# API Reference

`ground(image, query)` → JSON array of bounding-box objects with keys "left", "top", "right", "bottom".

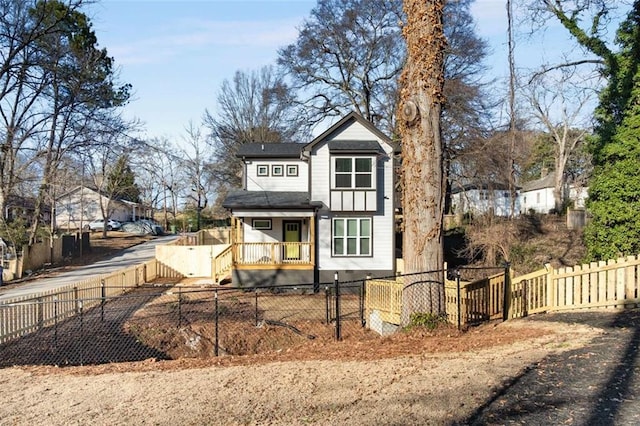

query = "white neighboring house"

[
  {"left": 54, "top": 186, "right": 142, "bottom": 230},
  {"left": 222, "top": 112, "right": 396, "bottom": 286},
  {"left": 520, "top": 171, "right": 589, "bottom": 214},
  {"left": 451, "top": 183, "right": 521, "bottom": 217}
]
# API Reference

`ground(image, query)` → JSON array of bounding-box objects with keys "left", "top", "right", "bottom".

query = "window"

[
  {"left": 272, "top": 165, "right": 283, "bottom": 176},
  {"left": 252, "top": 219, "right": 272, "bottom": 230},
  {"left": 334, "top": 157, "right": 373, "bottom": 189},
  {"left": 257, "top": 165, "right": 269, "bottom": 176},
  {"left": 286, "top": 165, "right": 298, "bottom": 176},
  {"left": 333, "top": 218, "right": 371, "bottom": 256}
]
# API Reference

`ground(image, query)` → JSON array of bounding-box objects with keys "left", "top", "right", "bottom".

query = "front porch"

[{"left": 213, "top": 214, "right": 316, "bottom": 285}]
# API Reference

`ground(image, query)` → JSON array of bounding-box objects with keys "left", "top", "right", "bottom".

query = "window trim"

[
  {"left": 252, "top": 219, "right": 272, "bottom": 230},
  {"left": 271, "top": 164, "right": 284, "bottom": 176},
  {"left": 332, "top": 156, "right": 374, "bottom": 190},
  {"left": 257, "top": 165, "right": 269, "bottom": 177},
  {"left": 286, "top": 164, "right": 298, "bottom": 176},
  {"left": 332, "top": 217, "right": 372, "bottom": 257}
]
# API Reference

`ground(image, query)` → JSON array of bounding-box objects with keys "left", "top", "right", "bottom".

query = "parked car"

[
  {"left": 121, "top": 220, "right": 163, "bottom": 236},
  {"left": 85, "top": 219, "right": 122, "bottom": 232}
]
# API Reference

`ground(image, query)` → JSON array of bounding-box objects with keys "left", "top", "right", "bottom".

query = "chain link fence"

[{"left": 0, "top": 280, "right": 366, "bottom": 367}]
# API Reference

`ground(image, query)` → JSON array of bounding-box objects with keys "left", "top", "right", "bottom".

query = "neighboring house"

[
  {"left": 54, "top": 186, "right": 143, "bottom": 230},
  {"left": 3, "top": 195, "right": 51, "bottom": 226},
  {"left": 520, "top": 171, "right": 588, "bottom": 214},
  {"left": 222, "top": 112, "right": 396, "bottom": 287},
  {"left": 451, "top": 183, "right": 520, "bottom": 217}
]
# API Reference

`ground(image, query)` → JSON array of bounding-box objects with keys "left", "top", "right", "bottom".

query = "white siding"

[
  {"left": 327, "top": 121, "right": 376, "bottom": 140},
  {"left": 313, "top": 134, "right": 395, "bottom": 273},
  {"left": 521, "top": 188, "right": 555, "bottom": 214},
  {"left": 245, "top": 159, "right": 308, "bottom": 192},
  {"left": 242, "top": 217, "right": 310, "bottom": 243}
]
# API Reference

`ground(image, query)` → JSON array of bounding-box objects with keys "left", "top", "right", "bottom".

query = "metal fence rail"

[{"left": 0, "top": 281, "right": 366, "bottom": 368}]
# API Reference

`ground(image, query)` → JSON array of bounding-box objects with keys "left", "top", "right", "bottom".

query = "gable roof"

[
  {"left": 521, "top": 172, "right": 556, "bottom": 192},
  {"left": 304, "top": 111, "right": 392, "bottom": 153},
  {"left": 236, "top": 142, "right": 304, "bottom": 159},
  {"left": 451, "top": 182, "right": 516, "bottom": 194}
]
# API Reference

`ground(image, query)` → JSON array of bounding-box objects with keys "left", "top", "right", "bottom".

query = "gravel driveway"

[{"left": 464, "top": 309, "right": 640, "bottom": 425}]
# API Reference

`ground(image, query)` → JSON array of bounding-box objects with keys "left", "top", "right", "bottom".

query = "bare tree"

[
  {"left": 132, "top": 137, "right": 184, "bottom": 230},
  {"left": 203, "top": 66, "right": 309, "bottom": 208},
  {"left": 182, "top": 123, "right": 214, "bottom": 231},
  {"left": 399, "top": 0, "right": 447, "bottom": 322},
  {"left": 526, "top": 70, "right": 594, "bottom": 211},
  {"left": 278, "top": 0, "right": 404, "bottom": 132}
]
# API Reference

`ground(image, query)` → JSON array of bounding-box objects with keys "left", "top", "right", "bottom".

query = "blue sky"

[{"left": 86, "top": 0, "right": 583, "bottom": 143}]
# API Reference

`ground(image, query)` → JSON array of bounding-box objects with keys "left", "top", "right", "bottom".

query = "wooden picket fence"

[
  {"left": 366, "top": 254, "right": 640, "bottom": 327},
  {"left": 0, "top": 259, "right": 160, "bottom": 344}
]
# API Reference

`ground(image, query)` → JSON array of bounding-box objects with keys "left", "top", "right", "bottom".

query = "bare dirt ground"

[
  {"left": 0, "top": 316, "right": 603, "bottom": 425},
  {"left": 1, "top": 230, "right": 620, "bottom": 425}
]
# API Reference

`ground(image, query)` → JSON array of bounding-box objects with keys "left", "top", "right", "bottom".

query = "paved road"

[
  {"left": 0, "top": 234, "right": 178, "bottom": 302},
  {"left": 463, "top": 309, "right": 640, "bottom": 425}
]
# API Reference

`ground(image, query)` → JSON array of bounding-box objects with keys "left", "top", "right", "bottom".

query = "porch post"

[{"left": 309, "top": 214, "right": 315, "bottom": 266}]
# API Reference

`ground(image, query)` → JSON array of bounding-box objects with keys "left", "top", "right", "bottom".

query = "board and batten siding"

[
  {"left": 245, "top": 159, "right": 308, "bottom": 192},
  {"left": 310, "top": 121, "right": 395, "bottom": 274}
]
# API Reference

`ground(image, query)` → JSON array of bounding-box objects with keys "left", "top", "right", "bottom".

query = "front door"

[{"left": 283, "top": 221, "right": 301, "bottom": 260}]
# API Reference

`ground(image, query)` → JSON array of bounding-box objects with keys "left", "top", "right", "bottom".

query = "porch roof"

[{"left": 223, "top": 190, "right": 319, "bottom": 210}]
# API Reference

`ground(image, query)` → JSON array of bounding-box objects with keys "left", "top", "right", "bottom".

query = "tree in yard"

[
  {"left": 525, "top": 70, "right": 593, "bottom": 212},
  {"left": 182, "top": 123, "right": 213, "bottom": 231},
  {"left": 538, "top": 1, "right": 640, "bottom": 259},
  {"left": 203, "top": 66, "right": 309, "bottom": 210},
  {"left": 26, "top": 0, "right": 131, "bottom": 244},
  {"left": 106, "top": 155, "right": 141, "bottom": 204},
  {"left": 399, "top": 0, "right": 447, "bottom": 322},
  {"left": 277, "top": 0, "right": 404, "bottom": 133}
]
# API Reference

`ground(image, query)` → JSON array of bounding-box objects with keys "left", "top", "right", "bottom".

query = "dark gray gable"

[
  {"left": 303, "top": 111, "right": 392, "bottom": 154},
  {"left": 236, "top": 142, "right": 304, "bottom": 159},
  {"left": 222, "top": 190, "right": 316, "bottom": 209}
]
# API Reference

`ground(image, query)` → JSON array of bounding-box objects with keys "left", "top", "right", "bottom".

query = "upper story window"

[{"left": 334, "top": 157, "right": 373, "bottom": 189}]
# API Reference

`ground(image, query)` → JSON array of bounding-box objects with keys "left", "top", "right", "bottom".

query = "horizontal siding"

[{"left": 245, "top": 160, "right": 308, "bottom": 192}]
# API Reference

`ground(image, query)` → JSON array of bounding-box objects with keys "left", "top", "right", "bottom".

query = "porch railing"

[{"left": 234, "top": 242, "right": 313, "bottom": 266}]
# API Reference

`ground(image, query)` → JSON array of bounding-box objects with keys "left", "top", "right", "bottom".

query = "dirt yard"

[{"left": 0, "top": 316, "right": 602, "bottom": 425}]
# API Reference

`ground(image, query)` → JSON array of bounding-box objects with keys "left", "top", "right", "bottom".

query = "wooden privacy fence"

[
  {"left": 0, "top": 259, "right": 159, "bottom": 344},
  {"left": 366, "top": 255, "right": 640, "bottom": 328}
]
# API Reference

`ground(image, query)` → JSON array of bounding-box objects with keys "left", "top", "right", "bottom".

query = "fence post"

[
  {"left": 361, "top": 275, "right": 370, "bottom": 327},
  {"left": 456, "top": 269, "right": 461, "bottom": 330},
  {"left": 214, "top": 290, "right": 219, "bottom": 357},
  {"left": 334, "top": 272, "right": 341, "bottom": 341},
  {"left": 53, "top": 296, "right": 58, "bottom": 349},
  {"left": 325, "top": 286, "right": 330, "bottom": 324},
  {"left": 178, "top": 287, "right": 182, "bottom": 328},
  {"left": 101, "top": 279, "right": 106, "bottom": 322},
  {"left": 502, "top": 263, "right": 512, "bottom": 321},
  {"left": 78, "top": 299, "right": 84, "bottom": 366},
  {"left": 255, "top": 290, "right": 259, "bottom": 327}
]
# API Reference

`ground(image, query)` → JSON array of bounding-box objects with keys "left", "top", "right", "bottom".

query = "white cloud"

[{"left": 109, "top": 17, "right": 303, "bottom": 66}]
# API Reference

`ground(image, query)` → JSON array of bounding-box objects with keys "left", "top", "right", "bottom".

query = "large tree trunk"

[{"left": 399, "top": 0, "right": 447, "bottom": 324}]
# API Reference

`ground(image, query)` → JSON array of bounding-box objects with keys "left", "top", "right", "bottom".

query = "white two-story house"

[{"left": 222, "top": 112, "right": 396, "bottom": 287}]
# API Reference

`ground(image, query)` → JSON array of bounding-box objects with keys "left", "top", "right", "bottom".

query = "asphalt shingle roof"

[
  {"left": 236, "top": 143, "right": 304, "bottom": 158},
  {"left": 327, "top": 140, "right": 382, "bottom": 153},
  {"left": 222, "top": 191, "right": 316, "bottom": 210}
]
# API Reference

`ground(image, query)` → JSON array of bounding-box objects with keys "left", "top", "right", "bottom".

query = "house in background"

[
  {"left": 520, "top": 171, "right": 588, "bottom": 214},
  {"left": 54, "top": 186, "right": 145, "bottom": 231},
  {"left": 3, "top": 195, "right": 51, "bottom": 226},
  {"left": 450, "top": 183, "right": 520, "bottom": 218},
  {"left": 221, "top": 112, "right": 396, "bottom": 287}
]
